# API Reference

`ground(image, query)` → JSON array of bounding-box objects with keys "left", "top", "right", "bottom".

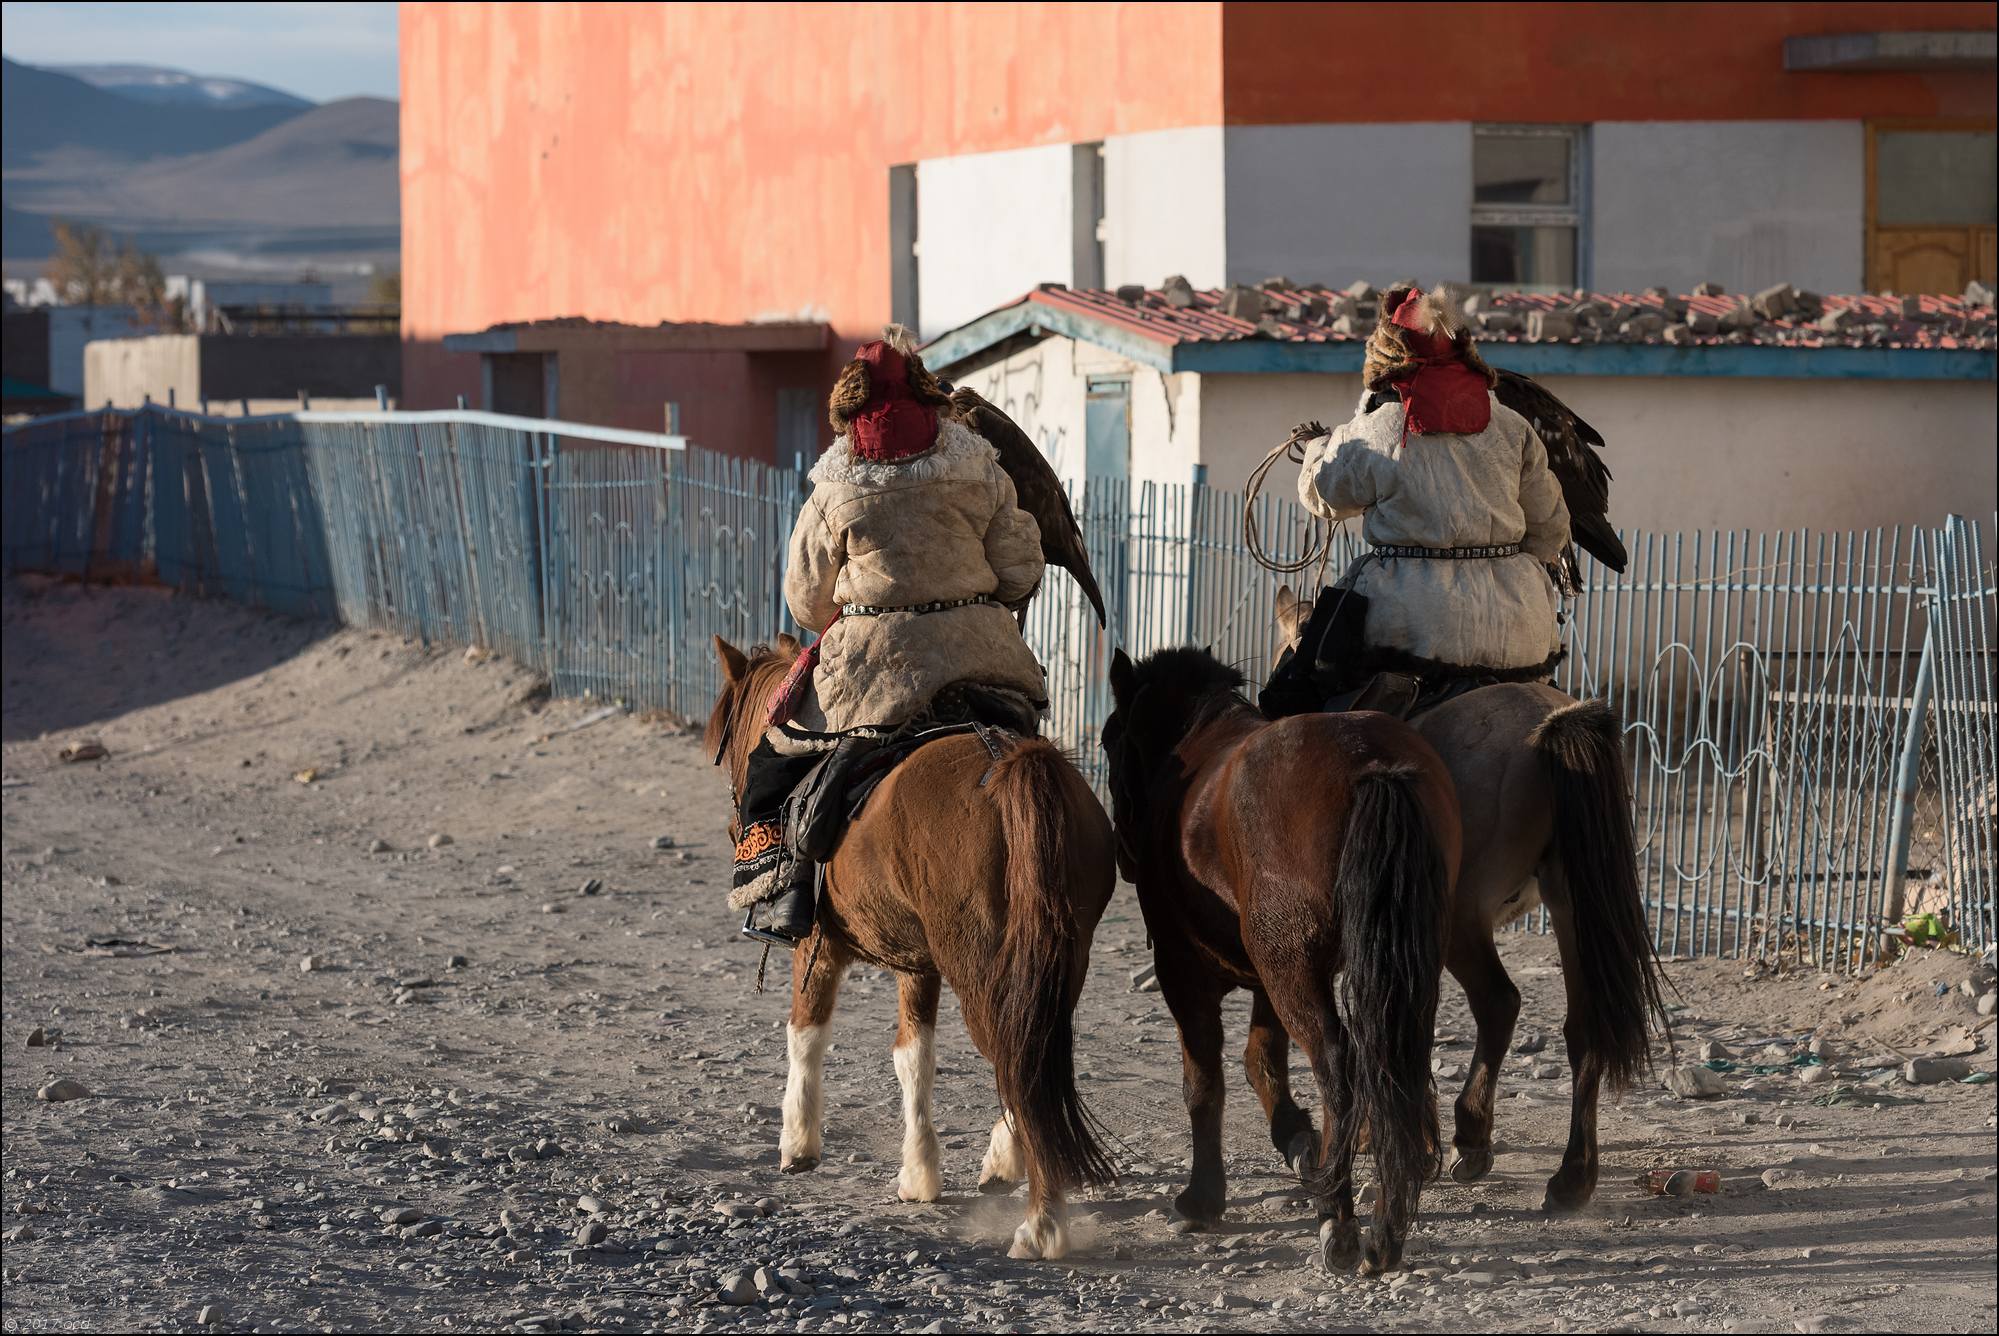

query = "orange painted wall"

[
  {"left": 401, "top": 1, "right": 1224, "bottom": 415},
  {"left": 1222, "top": 3, "right": 1996, "bottom": 124},
  {"left": 403, "top": 1, "right": 1996, "bottom": 419}
]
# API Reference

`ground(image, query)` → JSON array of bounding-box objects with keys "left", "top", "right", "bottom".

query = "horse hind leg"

[
  {"left": 1289, "top": 1003, "right": 1362, "bottom": 1272},
  {"left": 979, "top": 1111, "right": 1024, "bottom": 1194},
  {"left": 893, "top": 971, "right": 944, "bottom": 1203},
  {"left": 781, "top": 932, "right": 850, "bottom": 1173},
  {"left": 1445, "top": 928, "right": 1521, "bottom": 1185},
  {"left": 1245, "top": 987, "right": 1318, "bottom": 1175},
  {"left": 1544, "top": 890, "right": 1607, "bottom": 1215},
  {"left": 1009, "top": 1178, "right": 1069, "bottom": 1260}
]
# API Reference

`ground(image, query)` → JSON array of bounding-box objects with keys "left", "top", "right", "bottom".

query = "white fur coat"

[
  {"left": 777, "top": 417, "right": 1046, "bottom": 737},
  {"left": 1297, "top": 392, "right": 1571, "bottom": 675}
]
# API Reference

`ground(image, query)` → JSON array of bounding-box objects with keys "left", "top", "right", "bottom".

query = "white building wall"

[
  {"left": 1222, "top": 124, "right": 1472, "bottom": 287},
  {"left": 916, "top": 143, "right": 1075, "bottom": 340},
  {"left": 955, "top": 337, "right": 1093, "bottom": 483},
  {"left": 50, "top": 306, "right": 154, "bottom": 397},
  {"left": 1590, "top": 122, "right": 1866, "bottom": 296},
  {"left": 1102, "top": 127, "right": 1227, "bottom": 290},
  {"left": 1194, "top": 370, "right": 1994, "bottom": 535}
]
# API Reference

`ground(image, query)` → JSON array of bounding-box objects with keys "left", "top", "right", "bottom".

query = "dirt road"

[{"left": 3, "top": 578, "right": 1995, "bottom": 1334}]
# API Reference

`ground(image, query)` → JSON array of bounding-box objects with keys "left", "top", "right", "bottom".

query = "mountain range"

[
  {"left": 1, "top": 59, "right": 397, "bottom": 276},
  {"left": 47, "top": 63, "right": 312, "bottom": 111}
]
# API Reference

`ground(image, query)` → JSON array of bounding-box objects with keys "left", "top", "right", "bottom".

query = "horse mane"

[
  {"left": 703, "top": 644, "right": 791, "bottom": 792},
  {"left": 1134, "top": 647, "right": 1257, "bottom": 732}
]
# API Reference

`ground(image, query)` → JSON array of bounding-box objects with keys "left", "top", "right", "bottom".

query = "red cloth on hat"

[
  {"left": 846, "top": 341, "right": 938, "bottom": 462},
  {"left": 1385, "top": 290, "right": 1491, "bottom": 440}
]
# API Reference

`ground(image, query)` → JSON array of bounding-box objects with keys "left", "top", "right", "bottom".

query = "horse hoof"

[
  {"left": 1450, "top": 1148, "right": 1494, "bottom": 1184},
  {"left": 1358, "top": 1235, "right": 1400, "bottom": 1277},
  {"left": 977, "top": 1174, "right": 1018, "bottom": 1196},
  {"left": 1284, "top": 1131, "right": 1318, "bottom": 1175},
  {"left": 1318, "top": 1218, "right": 1361, "bottom": 1272},
  {"left": 1171, "top": 1188, "right": 1222, "bottom": 1231},
  {"left": 896, "top": 1166, "right": 941, "bottom": 1203},
  {"left": 1008, "top": 1217, "right": 1066, "bottom": 1261},
  {"left": 780, "top": 1156, "right": 819, "bottom": 1175},
  {"left": 1539, "top": 1177, "right": 1596, "bottom": 1216}
]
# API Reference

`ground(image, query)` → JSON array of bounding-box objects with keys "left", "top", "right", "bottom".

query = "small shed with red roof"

[{"left": 923, "top": 280, "right": 1996, "bottom": 534}]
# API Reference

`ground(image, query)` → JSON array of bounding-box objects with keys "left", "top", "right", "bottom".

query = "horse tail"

[
  {"left": 1531, "top": 698, "right": 1670, "bottom": 1090},
  {"left": 1329, "top": 765, "right": 1447, "bottom": 1225},
  {"left": 978, "top": 738, "right": 1116, "bottom": 1191}
]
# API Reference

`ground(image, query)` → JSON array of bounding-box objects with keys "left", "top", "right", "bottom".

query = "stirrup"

[{"left": 740, "top": 907, "right": 808, "bottom": 951}]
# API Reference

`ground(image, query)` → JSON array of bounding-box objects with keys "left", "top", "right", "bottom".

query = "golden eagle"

[
  {"left": 1491, "top": 367, "right": 1627, "bottom": 583},
  {"left": 944, "top": 386, "right": 1109, "bottom": 628}
]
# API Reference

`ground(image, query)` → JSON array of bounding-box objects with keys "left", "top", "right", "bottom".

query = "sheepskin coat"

[
  {"left": 1298, "top": 390, "right": 1571, "bottom": 677},
  {"left": 776, "top": 416, "right": 1047, "bottom": 740}
]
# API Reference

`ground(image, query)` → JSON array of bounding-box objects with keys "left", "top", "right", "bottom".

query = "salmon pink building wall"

[
  {"left": 401, "top": 2, "right": 1997, "bottom": 416},
  {"left": 399, "top": 1, "right": 1225, "bottom": 414}
]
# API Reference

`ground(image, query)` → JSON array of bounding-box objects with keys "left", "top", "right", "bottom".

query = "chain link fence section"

[{"left": 4, "top": 405, "right": 1991, "bottom": 965}]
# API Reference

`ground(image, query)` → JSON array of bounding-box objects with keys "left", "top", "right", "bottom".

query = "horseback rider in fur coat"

[
  {"left": 733, "top": 329, "right": 1048, "bottom": 945},
  {"left": 1295, "top": 285, "right": 1572, "bottom": 702}
]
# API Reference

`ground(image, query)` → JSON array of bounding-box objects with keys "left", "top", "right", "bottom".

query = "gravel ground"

[{"left": 3, "top": 577, "right": 1995, "bottom": 1334}]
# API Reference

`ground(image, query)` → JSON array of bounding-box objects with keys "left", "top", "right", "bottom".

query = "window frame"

[
  {"left": 1470, "top": 123, "right": 1590, "bottom": 290},
  {"left": 1863, "top": 117, "right": 1998, "bottom": 293}
]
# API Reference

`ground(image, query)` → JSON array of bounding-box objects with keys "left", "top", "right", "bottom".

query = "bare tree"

[
  {"left": 44, "top": 219, "right": 116, "bottom": 305},
  {"left": 42, "top": 219, "right": 181, "bottom": 327}
]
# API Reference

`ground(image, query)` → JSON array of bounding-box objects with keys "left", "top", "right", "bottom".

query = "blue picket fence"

[{"left": 4, "top": 405, "right": 1992, "bottom": 967}]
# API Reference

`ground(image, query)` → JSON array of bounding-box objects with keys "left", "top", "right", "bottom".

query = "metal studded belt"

[
  {"left": 840, "top": 593, "right": 994, "bottom": 617},
  {"left": 1371, "top": 542, "right": 1522, "bottom": 560}
]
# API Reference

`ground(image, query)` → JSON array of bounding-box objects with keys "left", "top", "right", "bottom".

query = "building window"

[
  {"left": 1471, "top": 125, "right": 1586, "bottom": 289},
  {"left": 889, "top": 164, "right": 919, "bottom": 330},
  {"left": 1866, "top": 121, "right": 1997, "bottom": 293},
  {"left": 1072, "top": 142, "right": 1105, "bottom": 291}
]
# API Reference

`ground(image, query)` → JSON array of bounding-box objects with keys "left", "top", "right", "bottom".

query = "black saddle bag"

[{"left": 1260, "top": 586, "right": 1371, "bottom": 719}]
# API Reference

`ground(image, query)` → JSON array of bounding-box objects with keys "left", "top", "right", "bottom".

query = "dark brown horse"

[
  {"left": 707, "top": 635, "right": 1118, "bottom": 1259},
  {"left": 1103, "top": 646, "right": 1462, "bottom": 1275},
  {"left": 1275, "top": 588, "right": 1671, "bottom": 1213}
]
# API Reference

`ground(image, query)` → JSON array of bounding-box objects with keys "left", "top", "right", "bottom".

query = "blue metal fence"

[{"left": 4, "top": 405, "right": 1992, "bottom": 966}]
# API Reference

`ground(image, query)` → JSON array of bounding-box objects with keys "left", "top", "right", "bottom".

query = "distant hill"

[
  {"left": 116, "top": 97, "right": 399, "bottom": 227},
  {"left": 48, "top": 63, "right": 311, "bottom": 111},
  {"left": 0, "top": 59, "right": 396, "bottom": 271},
  {"left": 0, "top": 58, "right": 302, "bottom": 169}
]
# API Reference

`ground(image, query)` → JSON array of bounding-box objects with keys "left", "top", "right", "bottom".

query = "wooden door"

[{"left": 1866, "top": 122, "right": 1998, "bottom": 293}]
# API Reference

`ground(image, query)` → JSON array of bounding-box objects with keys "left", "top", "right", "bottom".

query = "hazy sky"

[{"left": 1, "top": 1, "right": 399, "bottom": 102}]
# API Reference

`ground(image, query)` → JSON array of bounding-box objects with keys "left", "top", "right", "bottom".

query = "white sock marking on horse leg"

[
  {"left": 1009, "top": 1192, "right": 1070, "bottom": 1260},
  {"left": 980, "top": 1111, "right": 1025, "bottom": 1188},
  {"left": 893, "top": 1024, "right": 941, "bottom": 1202},
  {"left": 780, "top": 1023, "right": 826, "bottom": 1170}
]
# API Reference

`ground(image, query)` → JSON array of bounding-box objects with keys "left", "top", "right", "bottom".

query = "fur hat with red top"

[
  {"left": 826, "top": 324, "right": 954, "bottom": 463},
  {"left": 1363, "top": 284, "right": 1498, "bottom": 441}
]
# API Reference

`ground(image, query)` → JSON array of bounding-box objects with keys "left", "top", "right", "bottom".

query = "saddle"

[
  {"left": 782, "top": 684, "right": 1038, "bottom": 863},
  {"left": 1260, "top": 586, "right": 1508, "bottom": 722}
]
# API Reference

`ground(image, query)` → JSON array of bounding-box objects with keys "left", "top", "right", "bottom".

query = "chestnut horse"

[
  {"left": 1275, "top": 587, "right": 1670, "bottom": 1213},
  {"left": 706, "top": 635, "right": 1118, "bottom": 1259},
  {"left": 1103, "top": 646, "right": 1462, "bottom": 1275}
]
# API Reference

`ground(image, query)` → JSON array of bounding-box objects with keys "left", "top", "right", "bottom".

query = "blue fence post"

[{"left": 1882, "top": 624, "right": 1936, "bottom": 930}]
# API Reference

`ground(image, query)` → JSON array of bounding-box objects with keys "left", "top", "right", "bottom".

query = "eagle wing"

[
  {"left": 946, "top": 386, "right": 1108, "bottom": 627},
  {"left": 1492, "top": 367, "right": 1628, "bottom": 580}
]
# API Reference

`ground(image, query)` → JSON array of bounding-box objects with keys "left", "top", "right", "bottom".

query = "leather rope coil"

[{"left": 1244, "top": 420, "right": 1338, "bottom": 580}]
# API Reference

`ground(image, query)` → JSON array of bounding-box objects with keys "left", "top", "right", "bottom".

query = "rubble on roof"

[{"left": 1050, "top": 279, "right": 1996, "bottom": 351}]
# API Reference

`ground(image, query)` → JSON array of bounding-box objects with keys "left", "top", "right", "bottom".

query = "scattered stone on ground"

[{"left": 1, "top": 578, "right": 1992, "bottom": 1333}]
